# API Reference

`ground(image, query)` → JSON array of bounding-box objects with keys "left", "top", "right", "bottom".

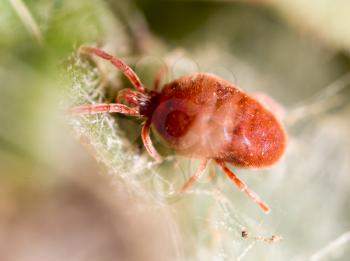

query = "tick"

[{"left": 69, "top": 46, "right": 287, "bottom": 214}]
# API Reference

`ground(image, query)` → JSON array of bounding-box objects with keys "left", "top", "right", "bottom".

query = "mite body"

[
  {"left": 70, "top": 47, "right": 287, "bottom": 213},
  {"left": 153, "top": 73, "right": 286, "bottom": 168}
]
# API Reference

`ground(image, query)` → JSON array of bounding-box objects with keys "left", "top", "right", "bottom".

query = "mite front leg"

[
  {"left": 79, "top": 46, "right": 145, "bottom": 93},
  {"left": 179, "top": 159, "right": 209, "bottom": 193},
  {"left": 141, "top": 119, "right": 162, "bottom": 162},
  {"left": 215, "top": 160, "right": 270, "bottom": 214},
  {"left": 68, "top": 103, "right": 140, "bottom": 116}
]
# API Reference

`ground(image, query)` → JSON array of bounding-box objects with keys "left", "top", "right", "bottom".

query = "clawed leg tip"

[
  {"left": 153, "top": 155, "right": 163, "bottom": 164},
  {"left": 65, "top": 108, "right": 80, "bottom": 116},
  {"left": 262, "top": 206, "right": 271, "bottom": 214}
]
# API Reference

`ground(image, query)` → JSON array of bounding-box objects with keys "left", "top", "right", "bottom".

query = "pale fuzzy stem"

[
  {"left": 79, "top": 46, "right": 145, "bottom": 93},
  {"left": 180, "top": 159, "right": 210, "bottom": 192},
  {"left": 141, "top": 119, "right": 162, "bottom": 162},
  {"left": 9, "top": 0, "right": 43, "bottom": 45},
  {"left": 68, "top": 103, "right": 140, "bottom": 116},
  {"left": 310, "top": 231, "right": 350, "bottom": 261},
  {"left": 215, "top": 160, "right": 270, "bottom": 214}
]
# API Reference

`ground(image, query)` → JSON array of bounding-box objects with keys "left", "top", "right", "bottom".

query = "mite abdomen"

[{"left": 152, "top": 73, "right": 286, "bottom": 168}]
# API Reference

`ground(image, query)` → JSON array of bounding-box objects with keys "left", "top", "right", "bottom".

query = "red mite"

[{"left": 70, "top": 46, "right": 287, "bottom": 214}]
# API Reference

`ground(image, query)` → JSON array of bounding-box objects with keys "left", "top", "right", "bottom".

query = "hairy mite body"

[
  {"left": 152, "top": 73, "right": 286, "bottom": 168},
  {"left": 70, "top": 47, "right": 288, "bottom": 213}
]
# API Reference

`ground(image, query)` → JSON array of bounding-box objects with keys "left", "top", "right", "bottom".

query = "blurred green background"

[{"left": 0, "top": 0, "right": 350, "bottom": 260}]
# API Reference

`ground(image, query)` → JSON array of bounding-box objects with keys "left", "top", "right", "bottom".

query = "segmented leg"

[
  {"left": 116, "top": 89, "right": 140, "bottom": 107},
  {"left": 206, "top": 163, "right": 217, "bottom": 182},
  {"left": 215, "top": 160, "right": 270, "bottom": 214},
  {"left": 141, "top": 119, "right": 162, "bottom": 162},
  {"left": 79, "top": 46, "right": 145, "bottom": 93},
  {"left": 153, "top": 64, "right": 168, "bottom": 92},
  {"left": 68, "top": 103, "right": 139, "bottom": 116},
  {"left": 179, "top": 159, "right": 209, "bottom": 192}
]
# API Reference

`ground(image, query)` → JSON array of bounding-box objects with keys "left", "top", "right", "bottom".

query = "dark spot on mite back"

[{"left": 165, "top": 110, "right": 193, "bottom": 137}]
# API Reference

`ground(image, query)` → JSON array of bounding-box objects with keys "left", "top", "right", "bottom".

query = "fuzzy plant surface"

[{"left": 1, "top": 1, "right": 350, "bottom": 261}]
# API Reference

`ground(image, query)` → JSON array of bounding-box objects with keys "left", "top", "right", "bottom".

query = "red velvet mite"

[{"left": 69, "top": 46, "right": 287, "bottom": 214}]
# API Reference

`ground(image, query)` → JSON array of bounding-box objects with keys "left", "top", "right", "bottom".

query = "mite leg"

[
  {"left": 79, "top": 46, "right": 145, "bottom": 93},
  {"left": 215, "top": 160, "right": 270, "bottom": 214},
  {"left": 207, "top": 163, "right": 217, "bottom": 182},
  {"left": 153, "top": 63, "right": 168, "bottom": 92},
  {"left": 68, "top": 103, "right": 139, "bottom": 116},
  {"left": 141, "top": 119, "right": 162, "bottom": 162},
  {"left": 116, "top": 89, "right": 140, "bottom": 107},
  {"left": 179, "top": 159, "right": 210, "bottom": 193}
]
